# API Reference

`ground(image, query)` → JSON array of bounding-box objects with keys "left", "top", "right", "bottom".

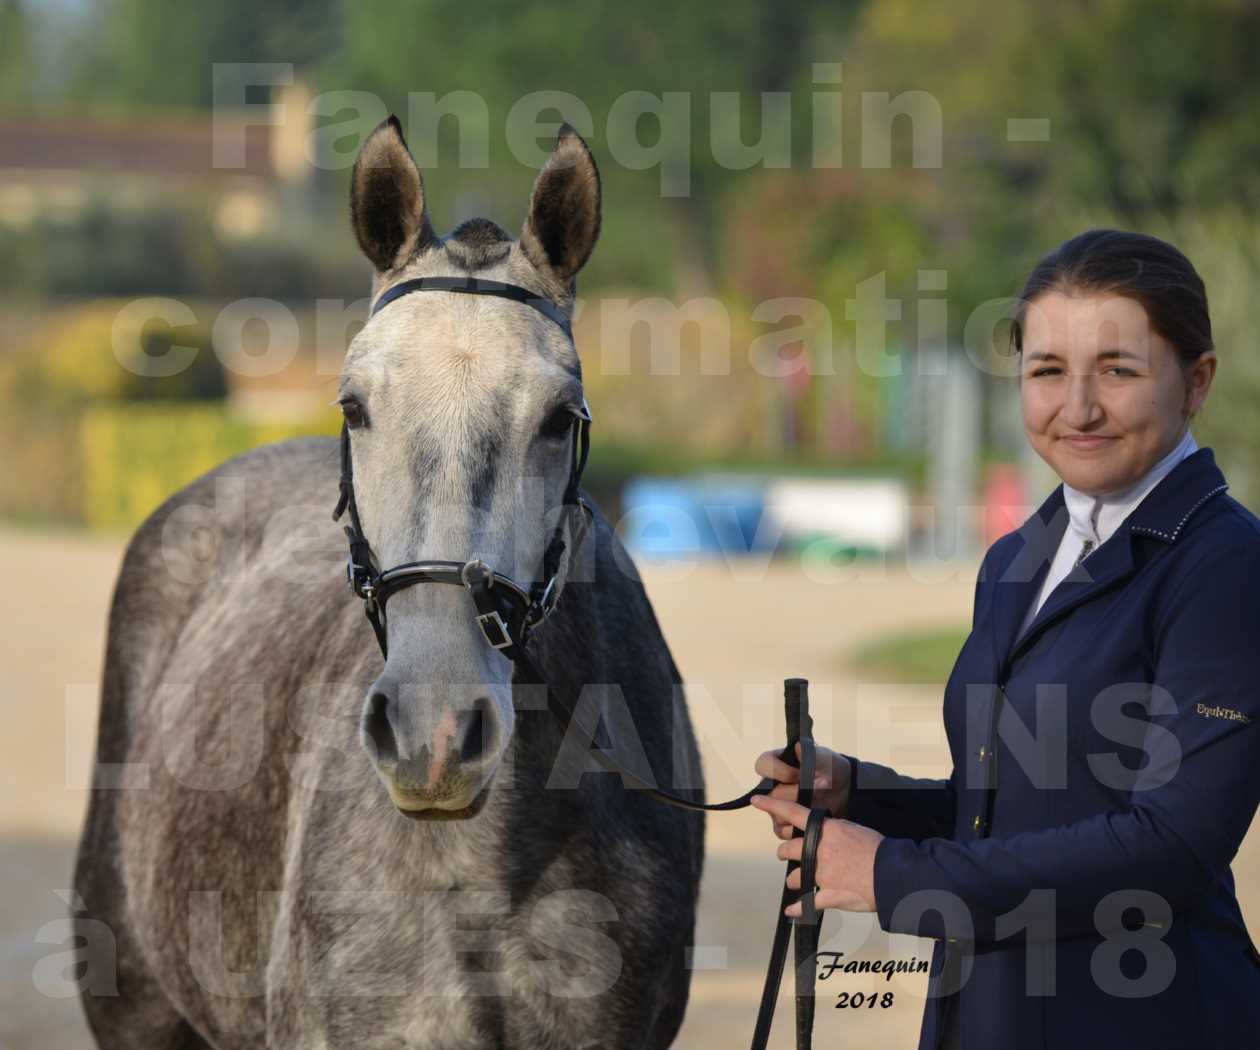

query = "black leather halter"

[
  {"left": 332, "top": 275, "right": 830, "bottom": 1050},
  {"left": 332, "top": 277, "right": 592, "bottom": 662}
]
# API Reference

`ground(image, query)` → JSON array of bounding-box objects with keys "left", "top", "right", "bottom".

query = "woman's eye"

[
  {"left": 340, "top": 398, "right": 367, "bottom": 429},
  {"left": 1027, "top": 366, "right": 1138, "bottom": 379},
  {"left": 540, "top": 407, "right": 576, "bottom": 440}
]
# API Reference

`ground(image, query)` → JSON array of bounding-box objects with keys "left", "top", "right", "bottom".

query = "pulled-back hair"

[{"left": 1009, "top": 229, "right": 1213, "bottom": 367}]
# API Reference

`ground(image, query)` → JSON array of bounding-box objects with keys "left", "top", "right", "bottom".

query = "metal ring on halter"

[
  {"left": 533, "top": 577, "right": 558, "bottom": 621},
  {"left": 460, "top": 559, "right": 493, "bottom": 589}
]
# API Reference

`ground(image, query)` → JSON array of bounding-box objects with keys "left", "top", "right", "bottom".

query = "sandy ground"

[{"left": 2, "top": 526, "right": 1257, "bottom": 1049}]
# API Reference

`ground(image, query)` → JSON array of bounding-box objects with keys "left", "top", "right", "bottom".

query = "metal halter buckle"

[
  {"left": 535, "top": 577, "right": 559, "bottom": 620},
  {"left": 475, "top": 611, "right": 513, "bottom": 650},
  {"left": 347, "top": 558, "right": 371, "bottom": 593}
]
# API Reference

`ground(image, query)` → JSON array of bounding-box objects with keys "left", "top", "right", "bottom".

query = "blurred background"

[{"left": 2, "top": 1, "right": 1259, "bottom": 1047}]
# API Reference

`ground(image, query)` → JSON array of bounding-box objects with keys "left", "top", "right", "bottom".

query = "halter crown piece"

[
  {"left": 331, "top": 277, "right": 592, "bottom": 663},
  {"left": 330, "top": 276, "right": 831, "bottom": 1050}
]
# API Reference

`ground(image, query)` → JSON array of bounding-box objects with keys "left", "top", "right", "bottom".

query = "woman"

[{"left": 752, "top": 229, "right": 1260, "bottom": 1050}]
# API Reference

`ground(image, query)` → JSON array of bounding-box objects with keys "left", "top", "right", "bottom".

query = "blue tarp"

[{"left": 619, "top": 476, "right": 771, "bottom": 558}]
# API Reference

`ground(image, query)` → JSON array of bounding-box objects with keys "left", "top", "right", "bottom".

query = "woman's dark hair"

[{"left": 1009, "top": 229, "right": 1214, "bottom": 367}]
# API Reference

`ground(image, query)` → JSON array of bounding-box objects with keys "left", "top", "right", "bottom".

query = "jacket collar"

[
  {"left": 991, "top": 446, "right": 1228, "bottom": 676},
  {"left": 1061, "top": 428, "right": 1198, "bottom": 547},
  {"left": 1125, "top": 445, "right": 1228, "bottom": 544}
]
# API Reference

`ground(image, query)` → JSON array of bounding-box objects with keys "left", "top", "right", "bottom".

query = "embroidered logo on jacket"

[{"left": 1195, "top": 703, "right": 1251, "bottom": 724}]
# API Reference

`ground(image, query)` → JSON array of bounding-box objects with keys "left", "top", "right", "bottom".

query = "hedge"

[{"left": 80, "top": 403, "right": 337, "bottom": 533}]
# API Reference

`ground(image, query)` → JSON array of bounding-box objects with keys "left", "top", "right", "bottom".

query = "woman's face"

[{"left": 1019, "top": 290, "right": 1217, "bottom": 497}]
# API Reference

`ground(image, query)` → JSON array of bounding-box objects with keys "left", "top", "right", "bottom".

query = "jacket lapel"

[
  {"left": 990, "top": 446, "right": 1228, "bottom": 676},
  {"left": 990, "top": 488, "right": 1068, "bottom": 674},
  {"left": 1007, "top": 520, "right": 1136, "bottom": 664}
]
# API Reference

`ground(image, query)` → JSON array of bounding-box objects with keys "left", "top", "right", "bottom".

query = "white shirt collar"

[{"left": 1062, "top": 429, "right": 1199, "bottom": 546}]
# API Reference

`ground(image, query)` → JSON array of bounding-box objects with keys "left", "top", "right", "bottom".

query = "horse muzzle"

[{"left": 360, "top": 685, "right": 508, "bottom": 819}]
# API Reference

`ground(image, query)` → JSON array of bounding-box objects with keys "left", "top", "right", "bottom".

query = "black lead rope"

[
  {"left": 334, "top": 275, "right": 830, "bottom": 1050},
  {"left": 748, "top": 680, "right": 827, "bottom": 1050}
]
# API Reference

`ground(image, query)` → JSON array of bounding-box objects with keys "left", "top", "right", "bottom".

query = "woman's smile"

[{"left": 1060, "top": 434, "right": 1118, "bottom": 451}]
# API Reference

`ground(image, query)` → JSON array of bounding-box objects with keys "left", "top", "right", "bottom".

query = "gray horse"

[{"left": 73, "top": 118, "right": 706, "bottom": 1048}]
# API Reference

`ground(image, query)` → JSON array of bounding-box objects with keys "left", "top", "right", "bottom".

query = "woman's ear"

[
  {"left": 350, "top": 116, "right": 435, "bottom": 272},
  {"left": 1183, "top": 350, "right": 1218, "bottom": 420}
]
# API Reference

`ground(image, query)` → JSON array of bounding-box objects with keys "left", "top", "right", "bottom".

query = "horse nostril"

[
  {"left": 458, "top": 696, "right": 499, "bottom": 765},
  {"left": 364, "top": 691, "right": 398, "bottom": 766}
]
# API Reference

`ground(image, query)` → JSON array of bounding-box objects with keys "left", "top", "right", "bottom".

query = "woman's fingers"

[
  {"left": 765, "top": 809, "right": 881, "bottom": 916},
  {"left": 754, "top": 748, "right": 801, "bottom": 784},
  {"left": 785, "top": 888, "right": 857, "bottom": 917},
  {"left": 756, "top": 743, "right": 832, "bottom": 784},
  {"left": 757, "top": 746, "right": 839, "bottom": 841},
  {"left": 757, "top": 754, "right": 831, "bottom": 794},
  {"left": 766, "top": 794, "right": 800, "bottom": 839},
  {"left": 763, "top": 781, "right": 823, "bottom": 840},
  {"left": 785, "top": 867, "right": 832, "bottom": 891},
  {"left": 769, "top": 781, "right": 809, "bottom": 801},
  {"left": 749, "top": 793, "right": 810, "bottom": 830}
]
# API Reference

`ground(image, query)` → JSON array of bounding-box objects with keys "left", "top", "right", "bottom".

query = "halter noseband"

[{"left": 332, "top": 277, "right": 593, "bottom": 661}]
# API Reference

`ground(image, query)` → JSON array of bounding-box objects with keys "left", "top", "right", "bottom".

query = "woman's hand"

[
  {"left": 750, "top": 793, "right": 883, "bottom": 915},
  {"left": 753, "top": 741, "right": 852, "bottom": 839}
]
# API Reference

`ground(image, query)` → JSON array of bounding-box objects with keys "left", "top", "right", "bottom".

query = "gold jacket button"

[
  {"left": 978, "top": 747, "right": 987, "bottom": 761},
  {"left": 973, "top": 815, "right": 982, "bottom": 832}
]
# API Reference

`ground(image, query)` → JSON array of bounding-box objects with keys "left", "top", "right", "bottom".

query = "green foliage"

[
  {"left": 0, "top": 197, "right": 368, "bottom": 301},
  {"left": 44, "top": 0, "right": 869, "bottom": 291},
  {"left": 80, "top": 403, "right": 337, "bottom": 532},
  {"left": 846, "top": 623, "right": 970, "bottom": 684},
  {"left": 0, "top": 301, "right": 332, "bottom": 530},
  {"left": 0, "top": 0, "right": 35, "bottom": 110},
  {"left": 0, "top": 299, "right": 226, "bottom": 405},
  {"left": 7, "top": 0, "right": 1260, "bottom": 497},
  {"left": 65, "top": 0, "right": 340, "bottom": 110},
  {"left": 1167, "top": 214, "right": 1260, "bottom": 506}
]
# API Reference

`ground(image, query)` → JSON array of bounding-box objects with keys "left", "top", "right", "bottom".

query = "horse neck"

[{"left": 510, "top": 510, "right": 648, "bottom": 751}]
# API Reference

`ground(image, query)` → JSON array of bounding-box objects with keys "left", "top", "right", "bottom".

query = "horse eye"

[
  {"left": 540, "top": 406, "right": 576, "bottom": 440},
  {"left": 340, "top": 397, "right": 367, "bottom": 429}
]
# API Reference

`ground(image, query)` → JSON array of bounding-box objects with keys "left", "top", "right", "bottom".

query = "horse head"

[{"left": 339, "top": 116, "right": 601, "bottom": 819}]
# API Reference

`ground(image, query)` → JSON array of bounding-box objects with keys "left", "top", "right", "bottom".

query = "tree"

[{"left": 0, "top": 0, "right": 35, "bottom": 110}]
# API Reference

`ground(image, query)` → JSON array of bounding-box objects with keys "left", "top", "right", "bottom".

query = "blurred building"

[{"left": 0, "top": 80, "right": 313, "bottom": 240}]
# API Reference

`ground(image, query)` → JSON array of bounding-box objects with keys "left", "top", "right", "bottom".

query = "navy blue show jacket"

[{"left": 842, "top": 446, "right": 1260, "bottom": 1050}]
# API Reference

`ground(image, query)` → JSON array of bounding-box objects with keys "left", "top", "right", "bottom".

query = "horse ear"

[
  {"left": 519, "top": 123, "right": 601, "bottom": 285},
  {"left": 350, "top": 115, "right": 434, "bottom": 272}
]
